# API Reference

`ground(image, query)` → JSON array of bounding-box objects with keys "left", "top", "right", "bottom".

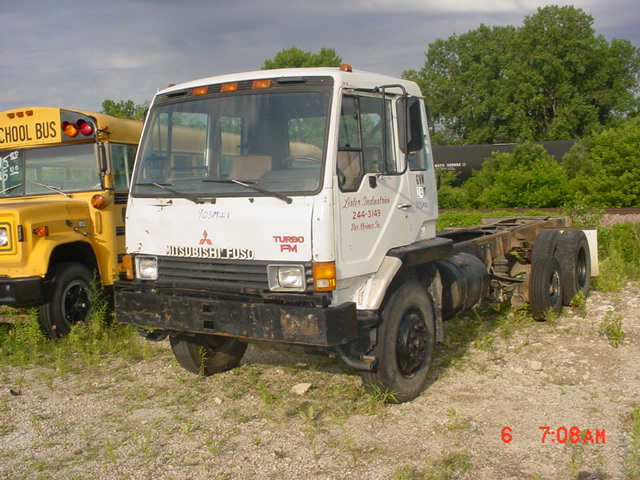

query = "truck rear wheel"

[
  {"left": 38, "top": 263, "right": 94, "bottom": 339},
  {"left": 556, "top": 230, "right": 591, "bottom": 305},
  {"left": 529, "top": 255, "right": 563, "bottom": 321},
  {"left": 169, "top": 333, "right": 247, "bottom": 375},
  {"left": 361, "top": 280, "right": 435, "bottom": 403},
  {"left": 532, "top": 229, "right": 560, "bottom": 260}
]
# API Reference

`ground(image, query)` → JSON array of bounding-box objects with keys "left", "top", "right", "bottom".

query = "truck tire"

[
  {"left": 361, "top": 280, "right": 435, "bottom": 403},
  {"left": 170, "top": 334, "right": 247, "bottom": 375},
  {"left": 532, "top": 229, "right": 560, "bottom": 260},
  {"left": 529, "top": 255, "right": 563, "bottom": 321},
  {"left": 556, "top": 230, "right": 591, "bottom": 305},
  {"left": 38, "top": 263, "right": 94, "bottom": 339}
]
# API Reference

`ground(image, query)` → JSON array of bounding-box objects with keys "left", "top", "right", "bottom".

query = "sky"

[{"left": 1, "top": 0, "right": 638, "bottom": 114}]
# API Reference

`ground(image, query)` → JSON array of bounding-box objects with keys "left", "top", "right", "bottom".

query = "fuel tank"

[{"left": 436, "top": 252, "right": 490, "bottom": 319}]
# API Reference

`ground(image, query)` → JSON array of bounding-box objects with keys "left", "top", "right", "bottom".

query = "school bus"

[{"left": 0, "top": 107, "right": 142, "bottom": 337}]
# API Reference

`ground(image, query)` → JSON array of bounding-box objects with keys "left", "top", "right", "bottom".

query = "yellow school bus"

[{"left": 0, "top": 107, "right": 142, "bottom": 337}]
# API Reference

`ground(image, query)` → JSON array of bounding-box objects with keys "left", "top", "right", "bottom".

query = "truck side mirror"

[{"left": 397, "top": 96, "right": 424, "bottom": 154}]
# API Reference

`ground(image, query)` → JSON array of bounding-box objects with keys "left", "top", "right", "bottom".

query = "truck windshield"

[
  {"left": 132, "top": 90, "right": 330, "bottom": 198},
  {"left": 0, "top": 143, "right": 99, "bottom": 197}
]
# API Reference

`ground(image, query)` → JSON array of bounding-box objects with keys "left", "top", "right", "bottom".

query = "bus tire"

[
  {"left": 38, "top": 263, "right": 94, "bottom": 339},
  {"left": 169, "top": 333, "right": 247, "bottom": 375},
  {"left": 360, "top": 280, "right": 435, "bottom": 404},
  {"left": 556, "top": 230, "right": 591, "bottom": 305},
  {"left": 529, "top": 256, "right": 563, "bottom": 321}
]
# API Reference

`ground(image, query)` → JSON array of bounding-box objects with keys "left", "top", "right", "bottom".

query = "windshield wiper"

[
  {"left": 135, "top": 182, "right": 204, "bottom": 204},
  {"left": 0, "top": 183, "right": 22, "bottom": 196},
  {"left": 205, "top": 179, "right": 292, "bottom": 204},
  {"left": 30, "top": 181, "right": 72, "bottom": 198}
]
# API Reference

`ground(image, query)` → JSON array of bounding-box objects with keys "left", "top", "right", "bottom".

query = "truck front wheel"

[
  {"left": 170, "top": 333, "right": 247, "bottom": 375},
  {"left": 361, "top": 280, "right": 435, "bottom": 403},
  {"left": 38, "top": 263, "right": 94, "bottom": 339}
]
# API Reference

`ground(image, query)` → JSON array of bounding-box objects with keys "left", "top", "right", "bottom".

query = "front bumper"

[
  {"left": 0, "top": 276, "right": 44, "bottom": 306},
  {"left": 114, "top": 281, "right": 358, "bottom": 347}
]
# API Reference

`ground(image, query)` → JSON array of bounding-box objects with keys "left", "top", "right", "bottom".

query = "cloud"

[{"left": 0, "top": 0, "right": 637, "bottom": 113}]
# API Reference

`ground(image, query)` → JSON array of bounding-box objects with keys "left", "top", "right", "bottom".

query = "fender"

[{"left": 355, "top": 236, "right": 453, "bottom": 341}]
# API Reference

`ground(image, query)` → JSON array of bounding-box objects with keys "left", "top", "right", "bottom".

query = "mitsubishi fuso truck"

[{"left": 114, "top": 65, "right": 594, "bottom": 402}]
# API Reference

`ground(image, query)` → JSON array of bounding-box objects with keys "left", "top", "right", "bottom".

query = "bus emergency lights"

[{"left": 61, "top": 119, "right": 95, "bottom": 138}]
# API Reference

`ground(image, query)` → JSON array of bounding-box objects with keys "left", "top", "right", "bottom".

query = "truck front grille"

[{"left": 158, "top": 256, "right": 270, "bottom": 290}]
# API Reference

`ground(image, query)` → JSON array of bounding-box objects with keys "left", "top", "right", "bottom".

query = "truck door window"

[
  {"left": 337, "top": 95, "right": 397, "bottom": 191},
  {"left": 399, "top": 97, "right": 428, "bottom": 171}
]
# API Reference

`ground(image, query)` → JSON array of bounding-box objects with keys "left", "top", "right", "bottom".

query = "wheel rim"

[
  {"left": 396, "top": 309, "right": 428, "bottom": 377},
  {"left": 62, "top": 280, "right": 91, "bottom": 325},
  {"left": 576, "top": 249, "right": 588, "bottom": 289},
  {"left": 548, "top": 270, "right": 561, "bottom": 308}
]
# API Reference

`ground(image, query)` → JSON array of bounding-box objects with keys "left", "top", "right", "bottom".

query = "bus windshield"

[
  {"left": 0, "top": 143, "right": 100, "bottom": 197},
  {"left": 132, "top": 90, "right": 330, "bottom": 199}
]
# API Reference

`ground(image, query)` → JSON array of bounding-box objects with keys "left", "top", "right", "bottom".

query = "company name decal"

[{"left": 166, "top": 245, "right": 255, "bottom": 260}]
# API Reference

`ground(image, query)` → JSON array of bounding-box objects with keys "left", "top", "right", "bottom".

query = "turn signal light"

[
  {"left": 33, "top": 226, "right": 49, "bottom": 237},
  {"left": 91, "top": 194, "right": 107, "bottom": 209},
  {"left": 313, "top": 261, "right": 337, "bottom": 292},
  {"left": 121, "top": 254, "right": 134, "bottom": 280}
]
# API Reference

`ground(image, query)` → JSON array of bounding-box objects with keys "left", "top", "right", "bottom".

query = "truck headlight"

[
  {"left": 135, "top": 256, "right": 158, "bottom": 280},
  {"left": 267, "top": 264, "right": 306, "bottom": 292},
  {"left": 0, "top": 228, "right": 8, "bottom": 247}
]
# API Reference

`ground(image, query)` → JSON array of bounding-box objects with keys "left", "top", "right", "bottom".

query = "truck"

[
  {"left": 114, "top": 66, "right": 595, "bottom": 403},
  {"left": 0, "top": 108, "right": 142, "bottom": 337}
]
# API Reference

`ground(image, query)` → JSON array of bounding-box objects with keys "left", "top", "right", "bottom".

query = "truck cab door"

[{"left": 334, "top": 94, "right": 413, "bottom": 279}]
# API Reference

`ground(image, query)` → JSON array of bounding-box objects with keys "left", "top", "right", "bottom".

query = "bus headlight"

[
  {"left": 135, "top": 256, "right": 158, "bottom": 280},
  {"left": 267, "top": 264, "right": 306, "bottom": 292},
  {"left": 0, "top": 228, "right": 8, "bottom": 247}
]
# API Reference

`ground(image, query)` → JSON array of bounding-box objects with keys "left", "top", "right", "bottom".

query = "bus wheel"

[
  {"left": 38, "top": 263, "right": 94, "bottom": 339},
  {"left": 529, "top": 255, "right": 563, "bottom": 321},
  {"left": 360, "top": 280, "right": 435, "bottom": 404},
  {"left": 169, "top": 333, "right": 247, "bottom": 375},
  {"left": 556, "top": 230, "right": 591, "bottom": 305}
]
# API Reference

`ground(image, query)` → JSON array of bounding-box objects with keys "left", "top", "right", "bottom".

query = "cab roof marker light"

[
  {"left": 340, "top": 64, "right": 353, "bottom": 72},
  {"left": 221, "top": 82, "right": 238, "bottom": 92},
  {"left": 252, "top": 79, "right": 272, "bottom": 89},
  {"left": 192, "top": 86, "right": 208, "bottom": 96}
]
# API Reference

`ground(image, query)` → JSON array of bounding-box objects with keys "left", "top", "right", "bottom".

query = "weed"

[
  {"left": 600, "top": 312, "right": 625, "bottom": 347},
  {"left": 392, "top": 452, "right": 473, "bottom": 479},
  {"left": 445, "top": 408, "right": 471, "bottom": 431},
  {"left": 625, "top": 406, "right": 640, "bottom": 479}
]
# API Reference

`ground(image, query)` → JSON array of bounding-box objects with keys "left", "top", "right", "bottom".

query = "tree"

[
  {"left": 262, "top": 47, "right": 342, "bottom": 69},
  {"left": 406, "top": 6, "right": 640, "bottom": 145},
  {"left": 100, "top": 99, "right": 148, "bottom": 120}
]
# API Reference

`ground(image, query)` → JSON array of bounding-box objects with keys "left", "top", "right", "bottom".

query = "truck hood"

[{"left": 126, "top": 196, "right": 314, "bottom": 262}]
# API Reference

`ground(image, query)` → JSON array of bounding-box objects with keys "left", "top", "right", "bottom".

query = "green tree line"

[{"left": 101, "top": 6, "right": 640, "bottom": 208}]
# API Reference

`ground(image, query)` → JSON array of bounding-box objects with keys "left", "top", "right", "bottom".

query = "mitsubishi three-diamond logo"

[{"left": 199, "top": 230, "right": 212, "bottom": 245}]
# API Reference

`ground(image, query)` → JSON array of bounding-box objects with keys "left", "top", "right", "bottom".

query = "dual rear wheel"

[{"left": 529, "top": 229, "right": 591, "bottom": 320}]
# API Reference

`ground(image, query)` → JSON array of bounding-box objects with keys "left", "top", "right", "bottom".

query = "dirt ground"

[{"left": 1, "top": 282, "right": 639, "bottom": 480}]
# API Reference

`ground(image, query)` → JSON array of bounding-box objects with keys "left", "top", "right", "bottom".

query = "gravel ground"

[{"left": 1, "top": 279, "right": 639, "bottom": 480}]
